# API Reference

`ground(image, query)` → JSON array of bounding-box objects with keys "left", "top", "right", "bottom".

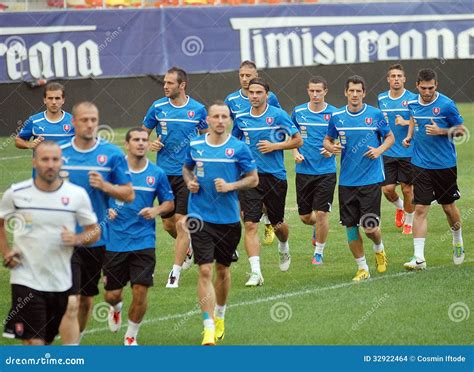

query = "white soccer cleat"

[
  {"left": 279, "top": 252, "right": 291, "bottom": 272},
  {"left": 182, "top": 247, "right": 193, "bottom": 271},
  {"left": 245, "top": 272, "right": 264, "bottom": 287},
  {"left": 165, "top": 270, "right": 179, "bottom": 288},
  {"left": 453, "top": 243, "right": 465, "bottom": 265},
  {"left": 403, "top": 257, "right": 427, "bottom": 271},
  {"left": 108, "top": 307, "right": 122, "bottom": 333},
  {"left": 124, "top": 336, "right": 138, "bottom": 346}
]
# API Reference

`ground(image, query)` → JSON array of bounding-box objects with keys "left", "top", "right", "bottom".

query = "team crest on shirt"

[
  {"left": 225, "top": 148, "right": 235, "bottom": 158},
  {"left": 324, "top": 114, "right": 331, "bottom": 121},
  {"left": 146, "top": 176, "right": 155, "bottom": 186},
  {"left": 15, "top": 322, "right": 24, "bottom": 336},
  {"left": 97, "top": 155, "right": 107, "bottom": 165},
  {"left": 61, "top": 196, "right": 70, "bottom": 206},
  {"left": 63, "top": 124, "right": 71, "bottom": 132},
  {"left": 187, "top": 110, "right": 195, "bottom": 119},
  {"left": 365, "top": 117, "right": 373, "bottom": 125},
  {"left": 402, "top": 100, "right": 408, "bottom": 107},
  {"left": 433, "top": 107, "right": 440, "bottom": 116},
  {"left": 266, "top": 117, "right": 274, "bottom": 125}
]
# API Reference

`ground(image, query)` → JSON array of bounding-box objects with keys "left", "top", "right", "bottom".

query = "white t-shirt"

[{"left": 0, "top": 179, "right": 97, "bottom": 292}]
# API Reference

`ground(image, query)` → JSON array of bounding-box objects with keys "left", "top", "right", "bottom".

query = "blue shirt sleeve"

[
  {"left": 268, "top": 92, "right": 282, "bottom": 109},
  {"left": 143, "top": 104, "right": 158, "bottom": 130},
  {"left": 278, "top": 110, "right": 299, "bottom": 137},
  {"left": 155, "top": 170, "right": 174, "bottom": 204},
  {"left": 197, "top": 106, "right": 208, "bottom": 131},
  {"left": 18, "top": 117, "right": 33, "bottom": 140},
  {"left": 291, "top": 109, "right": 300, "bottom": 130},
  {"left": 237, "top": 143, "right": 257, "bottom": 174},
  {"left": 446, "top": 101, "right": 464, "bottom": 126},
  {"left": 110, "top": 153, "right": 132, "bottom": 185},
  {"left": 327, "top": 116, "right": 338, "bottom": 139},
  {"left": 375, "top": 111, "right": 390, "bottom": 137},
  {"left": 232, "top": 121, "right": 243, "bottom": 139},
  {"left": 183, "top": 143, "right": 195, "bottom": 168}
]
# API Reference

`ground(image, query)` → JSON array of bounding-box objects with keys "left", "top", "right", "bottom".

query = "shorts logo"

[
  {"left": 225, "top": 148, "right": 235, "bottom": 158},
  {"left": 365, "top": 117, "right": 373, "bottom": 125},
  {"left": 402, "top": 100, "right": 408, "bottom": 107},
  {"left": 324, "top": 114, "right": 331, "bottom": 121},
  {"left": 15, "top": 322, "right": 24, "bottom": 336},
  {"left": 63, "top": 124, "right": 71, "bottom": 132},
  {"left": 266, "top": 117, "right": 274, "bottom": 125},
  {"left": 97, "top": 155, "right": 107, "bottom": 165},
  {"left": 187, "top": 110, "right": 195, "bottom": 119},
  {"left": 61, "top": 196, "right": 70, "bottom": 206},
  {"left": 432, "top": 107, "right": 440, "bottom": 115},
  {"left": 146, "top": 176, "right": 155, "bottom": 186}
]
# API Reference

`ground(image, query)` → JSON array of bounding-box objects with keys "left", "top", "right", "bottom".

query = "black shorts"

[
  {"left": 412, "top": 165, "right": 460, "bottom": 205},
  {"left": 161, "top": 175, "right": 188, "bottom": 219},
  {"left": 190, "top": 221, "right": 241, "bottom": 267},
  {"left": 339, "top": 184, "right": 382, "bottom": 228},
  {"left": 382, "top": 156, "right": 413, "bottom": 186},
  {"left": 3, "top": 284, "right": 68, "bottom": 344},
  {"left": 70, "top": 246, "right": 105, "bottom": 297},
  {"left": 103, "top": 248, "right": 156, "bottom": 290},
  {"left": 239, "top": 173, "right": 287, "bottom": 225},
  {"left": 296, "top": 173, "right": 336, "bottom": 215}
]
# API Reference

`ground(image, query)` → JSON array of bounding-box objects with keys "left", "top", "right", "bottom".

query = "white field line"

[
  {"left": 0, "top": 155, "right": 30, "bottom": 160},
  {"left": 84, "top": 260, "right": 472, "bottom": 335}
]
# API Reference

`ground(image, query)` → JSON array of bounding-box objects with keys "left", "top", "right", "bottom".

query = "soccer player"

[
  {"left": 323, "top": 75, "right": 394, "bottom": 282},
  {"left": 0, "top": 141, "right": 99, "bottom": 345},
  {"left": 225, "top": 60, "right": 281, "bottom": 246},
  {"left": 142, "top": 67, "right": 207, "bottom": 288},
  {"left": 233, "top": 78, "right": 302, "bottom": 286},
  {"left": 15, "top": 83, "right": 74, "bottom": 149},
  {"left": 104, "top": 128, "right": 174, "bottom": 346},
  {"left": 59, "top": 102, "right": 134, "bottom": 344},
  {"left": 291, "top": 76, "right": 336, "bottom": 265},
  {"left": 378, "top": 64, "right": 417, "bottom": 234},
  {"left": 183, "top": 102, "right": 258, "bottom": 345},
  {"left": 402, "top": 68, "right": 466, "bottom": 269}
]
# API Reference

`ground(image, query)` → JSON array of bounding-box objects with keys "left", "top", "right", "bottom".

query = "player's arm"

[
  {"left": 61, "top": 223, "right": 100, "bottom": 246},
  {"left": 426, "top": 120, "right": 466, "bottom": 137},
  {"left": 139, "top": 200, "right": 174, "bottom": 220},
  {"left": 364, "top": 130, "right": 394, "bottom": 159},
  {"left": 139, "top": 173, "right": 175, "bottom": 219},
  {"left": 15, "top": 118, "right": 43, "bottom": 149},
  {"left": 323, "top": 117, "right": 343, "bottom": 155},
  {"left": 257, "top": 131, "right": 303, "bottom": 153},
  {"left": 215, "top": 170, "right": 258, "bottom": 193},
  {"left": 89, "top": 172, "right": 134, "bottom": 203},
  {"left": 183, "top": 164, "right": 199, "bottom": 193},
  {"left": 402, "top": 117, "right": 415, "bottom": 147},
  {"left": 0, "top": 219, "right": 21, "bottom": 269}
]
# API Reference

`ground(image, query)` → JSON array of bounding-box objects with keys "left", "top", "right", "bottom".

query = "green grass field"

[{"left": 0, "top": 104, "right": 472, "bottom": 345}]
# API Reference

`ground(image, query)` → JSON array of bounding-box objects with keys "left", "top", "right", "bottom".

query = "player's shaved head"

[
  {"left": 33, "top": 140, "right": 61, "bottom": 158},
  {"left": 72, "top": 101, "right": 98, "bottom": 118},
  {"left": 208, "top": 100, "right": 229, "bottom": 115}
]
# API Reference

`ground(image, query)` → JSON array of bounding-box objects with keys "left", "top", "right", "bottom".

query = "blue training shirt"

[
  {"left": 232, "top": 104, "right": 298, "bottom": 180},
  {"left": 225, "top": 89, "right": 281, "bottom": 120},
  {"left": 18, "top": 111, "right": 74, "bottom": 144},
  {"left": 291, "top": 102, "right": 337, "bottom": 175},
  {"left": 143, "top": 96, "right": 208, "bottom": 176},
  {"left": 184, "top": 134, "right": 256, "bottom": 224},
  {"left": 107, "top": 160, "right": 174, "bottom": 252},
  {"left": 327, "top": 104, "right": 390, "bottom": 187},
  {"left": 378, "top": 89, "right": 417, "bottom": 158},
  {"left": 60, "top": 138, "right": 132, "bottom": 247}
]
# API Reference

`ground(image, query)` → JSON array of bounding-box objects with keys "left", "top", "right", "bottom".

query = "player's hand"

[
  {"left": 88, "top": 171, "right": 105, "bottom": 190},
  {"left": 364, "top": 146, "right": 382, "bottom": 159},
  {"left": 3, "top": 251, "right": 21, "bottom": 269},
  {"left": 29, "top": 136, "right": 45, "bottom": 149},
  {"left": 108, "top": 208, "right": 118, "bottom": 220},
  {"left": 150, "top": 135, "right": 164, "bottom": 152},
  {"left": 402, "top": 136, "right": 412, "bottom": 148},
  {"left": 214, "top": 178, "right": 232, "bottom": 193},
  {"left": 294, "top": 152, "right": 305, "bottom": 163},
  {"left": 320, "top": 148, "right": 333, "bottom": 158},
  {"left": 61, "top": 226, "right": 77, "bottom": 246},
  {"left": 395, "top": 115, "right": 408, "bottom": 126},
  {"left": 331, "top": 142, "right": 343, "bottom": 155},
  {"left": 138, "top": 207, "right": 158, "bottom": 220},
  {"left": 187, "top": 176, "right": 200, "bottom": 193},
  {"left": 257, "top": 140, "right": 276, "bottom": 154},
  {"left": 425, "top": 119, "right": 442, "bottom": 135}
]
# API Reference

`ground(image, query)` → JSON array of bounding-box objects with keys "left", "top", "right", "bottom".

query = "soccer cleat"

[
  {"left": 165, "top": 270, "right": 179, "bottom": 288},
  {"left": 402, "top": 224, "right": 413, "bottom": 235},
  {"left": 403, "top": 257, "right": 427, "bottom": 271},
  {"left": 124, "top": 336, "right": 138, "bottom": 346},
  {"left": 375, "top": 250, "right": 388, "bottom": 273},
  {"left": 108, "top": 307, "right": 121, "bottom": 333},
  {"left": 279, "top": 252, "right": 291, "bottom": 271},
  {"left": 263, "top": 224, "right": 275, "bottom": 245},
  {"left": 245, "top": 272, "right": 264, "bottom": 287},
  {"left": 311, "top": 225, "right": 317, "bottom": 247},
  {"left": 201, "top": 328, "right": 216, "bottom": 346},
  {"left": 182, "top": 247, "right": 193, "bottom": 270},
  {"left": 453, "top": 243, "right": 465, "bottom": 265},
  {"left": 312, "top": 253, "right": 323, "bottom": 266},
  {"left": 395, "top": 209, "right": 404, "bottom": 228},
  {"left": 352, "top": 269, "right": 370, "bottom": 282},
  {"left": 215, "top": 317, "right": 225, "bottom": 341}
]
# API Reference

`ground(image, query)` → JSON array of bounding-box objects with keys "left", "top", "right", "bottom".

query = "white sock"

[
  {"left": 373, "top": 241, "right": 384, "bottom": 253},
  {"left": 392, "top": 198, "right": 403, "bottom": 209},
  {"left": 125, "top": 319, "right": 140, "bottom": 339},
  {"left": 404, "top": 212, "right": 414, "bottom": 225},
  {"left": 314, "top": 242, "right": 325, "bottom": 255},
  {"left": 215, "top": 304, "right": 226, "bottom": 319},
  {"left": 203, "top": 318, "right": 215, "bottom": 331},
  {"left": 249, "top": 256, "right": 261, "bottom": 274},
  {"left": 79, "top": 332, "right": 85, "bottom": 343},
  {"left": 261, "top": 214, "right": 271, "bottom": 225},
  {"left": 278, "top": 240, "right": 289, "bottom": 254},
  {"left": 355, "top": 256, "right": 369, "bottom": 271},
  {"left": 172, "top": 264, "right": 182, "bottom": 277},
  {"left": 414, "top": 238, "right": 425, "bottom": 260},
  {"left": 113, "top": 301, "right": 123, "bottom": 313},
  {"left": 452, "top": 227, "right": 463, "bottom": 245}
]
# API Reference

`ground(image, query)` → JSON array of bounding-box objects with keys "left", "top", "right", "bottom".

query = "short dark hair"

[
  {"left": 125, "top": 127, "right": 148, "bottom": 142},
  {"left": 71, "top": 101, "right": 98, "bottom": 118},
  {"left": 417, "top": 68, "right": 437, "bottom": 83},
  {"left": 345, "top": 75, "right": 366, "bottom": 92},
  {"left": 308, "top": 76, "right": 328, "bottom": 90},
  {"left": 207, "top": 100, "right": 229, "bottom": 114},
  {"left": 248, "top": 77, "right": 269, "bottom": 93},
  {"left": 33, "top": 140, "right": 60, "bottom": 158},
  {"left": 167, "top": 67, "right": 188, "bottom": 86},
  {"left": 387, "top": 63, "right": 405, "bottom": 76},
  {"left": 44, "top": 82, "right": 65, "bottom": 98},
  {"left": 240, "top": 60, "right": 257, "bottom": 70}
]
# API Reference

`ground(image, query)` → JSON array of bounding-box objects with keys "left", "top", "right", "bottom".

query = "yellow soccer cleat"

[
  {"left": 375, "top": 250, "right": 388, "bottom": 273},
  {"left": 263, "top": 224, "right": 275, "bottom": 245},
  {"left": 201, "top": 328, "right": 216, "bottom": 346},
  {"left": 352, "top": 269, "right": 370, "bottom": 282},
  {"left": 215, "top": 317, "right": 225, "bottom": 341}
]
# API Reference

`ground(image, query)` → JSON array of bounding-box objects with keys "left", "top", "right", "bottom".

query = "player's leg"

[
  {"left": 261, "top": 204, "right": 275, "bottom": 246},
  {"left": 23, "top": 339, "right": 45, "bottom": 345},
  {"left": 296, "top": 173, "right": 317, "bottom": 248},
  {"left": 214, "top": 263, "right": 230, "bottom": 341},
  {"left": 161, "top": 215, "right": 177, "bottom": 239},
  {"left": 382, "top": 156, "right": 404, "bottom": 228},
  {"left": 400, "top": 182, "right": 415, "bottom": 234},
  {"left": 46, "top": 290, "right": 69, "bottom": 346}
]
